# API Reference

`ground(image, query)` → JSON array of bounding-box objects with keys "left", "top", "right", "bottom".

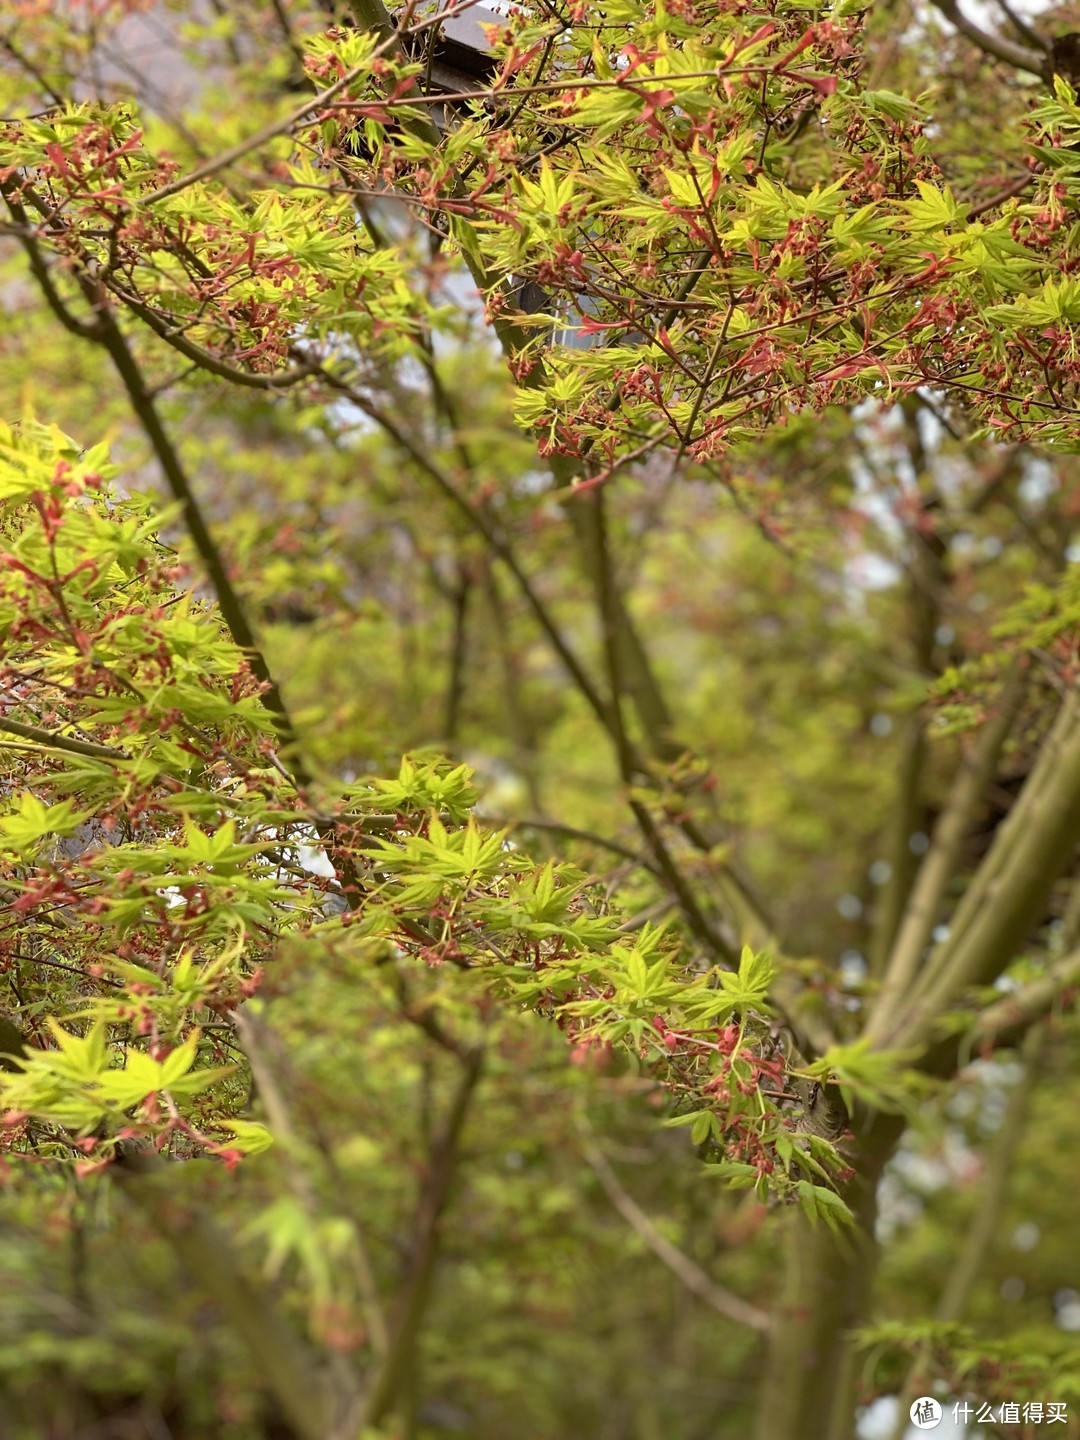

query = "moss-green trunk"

[{"left": 754, "top": 1116, "right": 905, "bottom": 1440}]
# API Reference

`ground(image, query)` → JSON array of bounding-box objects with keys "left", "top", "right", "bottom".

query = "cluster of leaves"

[
  {"left": 0, "top": 418, "right": 856, "bottom": 1210},
  {"left": 857, "top": 1317, "right": 1080, "bottom": 1409},
  {"left": 6, "top": 0, "right": 1080, "bottom": 497}
]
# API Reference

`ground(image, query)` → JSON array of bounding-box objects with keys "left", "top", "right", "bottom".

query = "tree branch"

[
  {"left": 321, "top": 373, "right": 615, "bottom": 732},
  {"left": 92, "top": 309, "right": 315, "bottom": 789},
  {"left": 0, "top": 715, "right": 130, "bottom": 761},
  {"left": 928, "top": 0, "right": 1047, "bottom": 75},
  {"left": 967, "top": 165, "right": 1041, "bottom": 222},
  {"left": 941, "top": 1021, "right": 1043, "bottom": 1319},
  {"left": 867, "top": 659, "right": 1026, "bottom": 1046},
  {"left": 361, "top": 1046, "right": 484, "bottom": 1427},
  {"left": 114, "top": 1148, "right": 337, "bottom": 1440},
  {"left": 887, "top": 1023, "right": 1044, "bottom": 1440},
  {"left": 867, "top": 716, "right": 928, "bottom": 980},
  {"left": 577, "top": 1119, "right": 772, "bottom": 1332},
  {"left": 994, "top": 0, "right": 1048, "bottom": 54},
  {"left": 141, "top": 42, "right": 401, "bottom": 205},
  {"left": 968, "top": 946, "right": 1080, "bottom": 1047},
  {"left": 494, "top": 815, "right": 664, "bottom": 875},
  {"left": 889, "top": 686, "right": 1080, "bottom": 1050},
  {"left": 0, "top": 183, "right": 103, "bottom": 340},
  {"left": 442, "top": 565, "right": 470, "bottom": 744},
  {"left": 585, "top": 487, "right": 737, "bottom": 961},
  {"left": 106, "top": 281, "right": 320, "bottom": 391}
]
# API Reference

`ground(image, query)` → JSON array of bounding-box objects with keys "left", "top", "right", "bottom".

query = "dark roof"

[{"left": 408, "top": 6, "right": 501, "bottom": 82}]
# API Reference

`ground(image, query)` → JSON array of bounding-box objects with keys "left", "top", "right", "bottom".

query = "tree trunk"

[{"left": 753, "top": 1114, "right": 906, "bottom": 1440}]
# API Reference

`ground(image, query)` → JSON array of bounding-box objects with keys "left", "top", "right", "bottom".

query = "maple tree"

[{"left": 3, "top": 1, "right": 1080, "bottom": 1437}]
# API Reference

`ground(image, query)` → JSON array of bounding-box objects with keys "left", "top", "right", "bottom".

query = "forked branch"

[
  {"left": 928, "top": 0, "right": 1047, "bottom": 75},
  {"left": 578, "top": 1118, "right": 772, "bottom": 1333}
]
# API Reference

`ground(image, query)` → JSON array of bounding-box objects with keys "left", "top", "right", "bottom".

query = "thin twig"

[
  {"left": 967, "top": 164, "right": 1042, "bottom": 221},
  {"left": 576, "top": 1115, "right": 771, "bottom": 1333},
  {"left": 492, "top": 815, "right": 663, "bottom": 874}
]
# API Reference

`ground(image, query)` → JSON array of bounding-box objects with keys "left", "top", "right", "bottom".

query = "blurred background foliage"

[{"left": 3, "top": 1, "right": 1080, "bottom": 1437}]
